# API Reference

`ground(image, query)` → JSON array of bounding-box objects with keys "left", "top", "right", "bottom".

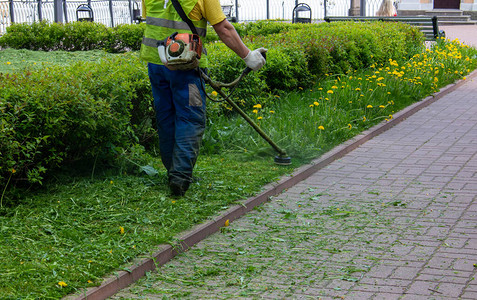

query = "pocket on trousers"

[{"left": 188, "top": 83, "right": 202, "bottom": 107}]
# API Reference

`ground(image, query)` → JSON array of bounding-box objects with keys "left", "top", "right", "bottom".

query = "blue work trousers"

[{"left": 148, "top": 63, "right": 206, "bottom": 186}]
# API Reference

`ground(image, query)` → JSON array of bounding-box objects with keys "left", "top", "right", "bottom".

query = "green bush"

[
  {"left": 105, "top": 23, "right": 147, "bottom": 52},
  {"left": 232, "top": 20, "right": 303, "bottom": 38},
  {"left": 61, "top": 21, "right": 110, "bottom": 51},
  {"left": 0, "top": 21, "right": 144, "bottom": 52},
  {"left": 0, "top": 54, "right": 152, "bottom": 187},
  {"left": 206, "top": 21, "right": 425, "bottom": 112}
]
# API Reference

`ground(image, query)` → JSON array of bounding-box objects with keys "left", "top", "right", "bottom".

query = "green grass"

[
  {"left": 0, "top": 38, "right": 477, "bottom": 298},
  {"left": 0, "top": 48, "right": 119, "bottom": 73},
  {"left": 0, "top": 154, "right": 296, "bottom": 298}
]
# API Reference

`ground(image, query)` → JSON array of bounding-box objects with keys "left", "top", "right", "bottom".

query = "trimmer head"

[{"left": 274, "top": 155, "right": 292, "bottom": 166}]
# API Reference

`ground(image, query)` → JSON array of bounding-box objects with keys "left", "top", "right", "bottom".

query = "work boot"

[{"left": 168, "top": 179, "right": 190, "bottom": 197}]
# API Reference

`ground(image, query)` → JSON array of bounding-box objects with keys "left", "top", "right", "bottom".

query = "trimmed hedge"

[
  {"left": 0, "top": 21, "right": 425, "bottom": 188},
  {"left": 0, "top": 54, "right": 153, "bottom": 185},
  {"left": 0, "top": 21, "right": 146, "bottom": 52}
]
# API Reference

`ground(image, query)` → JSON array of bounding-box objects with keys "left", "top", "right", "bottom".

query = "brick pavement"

[
  {"left": 110, "top": 74, "right": 477, "bottom": 299},
  {"left": 440, "top": 25, "right": 477, "bottom": 48}
]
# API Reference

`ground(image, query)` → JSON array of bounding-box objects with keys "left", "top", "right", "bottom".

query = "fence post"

[
  {"left": 349, "top": 0, "right": 360, "bottom": 16},
  {"left": 360, "top": 0, "right": 366, "bottom": 16},
  {"left": 266, "top": 0, "right": 269, "bottom": 19},
  {"left": 38, "top": 0, "right": 43, "bottom": 21},
  {"left": 235, "top": 0, "right": 238, "bottom": 22},
  {"left": 54, "top": 0, "right": 64, "bottom": 22},
  {"left": 324, "top": 0, "right": 327, "bottom": 18},
  {"left": 9, "top": 0, "right": 14, "bottom": 23},
  {"left": 109, "top": 0, "right": 114, "bottom": 26},
  {"left": 128, "top": 0, "right": 133, "bottom": 23},
  {"left": 63, "top": 0, "right": 69, "bottom": 22}
]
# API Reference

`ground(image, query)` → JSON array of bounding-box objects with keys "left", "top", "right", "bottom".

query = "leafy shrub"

[
  {"left": 205, "top": 21, "right": 424, "bottom": 112},
  {"left": 0, "top": 21, "right": 143, "bottom": 52},
  {"left": 0, "top": 54, "right": 152, "bottom": 187},
  {"left": 105, "top": 23, "right": 147, "bottom": 52},
  {"left": 61, "top": 21, "right": 110, "bottom": 51},
  {"left": 233, "top": 20, "right": 302, "bottom": 38}
]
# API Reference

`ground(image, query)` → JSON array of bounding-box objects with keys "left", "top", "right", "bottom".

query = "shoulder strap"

[{"left": 170, "top": 0, "right": 199, "bottom": 36}]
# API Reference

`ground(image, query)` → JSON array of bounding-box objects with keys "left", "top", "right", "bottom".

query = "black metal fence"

[
  {"left": 0, "top": 0, "right": 386, "bottom": 36},
  {"left": 0, "top": 0, "right": 140, "bottom": 34}
]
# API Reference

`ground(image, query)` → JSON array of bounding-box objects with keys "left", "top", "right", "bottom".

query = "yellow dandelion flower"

[
  {"left": 225, "top": 219, "right": 230, "bottom": 227},
  {"left": 6, "top": 62, "right": 11, "bottom": 65},
  {"left": 11, "top": 168, "right": 16, "bottom": 174},
  {"left": 252, "top": 109, "right": 258, "bottom": 114},
  {"left": 257, "top": 116, "right": 263, "bottom": 120},
  {"left": 331, "top": 85, "right": 338, "bottom": 89},
  {"left": 463, "top": 77, "right": 467, "bottom": 80},
  {"left": 327, "top": 90, "right": 333, "bottom": 94},
  {"left": 119, "top": 226, "right": 124, "bottom": 234},
  {"left": 318, "top": 125, "right": 325, "bottom": 130},
  {"left": 253, "top": 104, "right": 262, "bottom": 109},
  {"left": 368, "top": 89, "right": 373, "bottom": 92},
  {"left": 211, "top": 91, "right": 218, "bottom": 97},
  {"left": 379, "top": 105, "right": 385, "bottom": 108},
  {"left": 309, "top": 104, "right": 314, "bottom": 108},
  {"left": 318, "top": 87, "right": 323, "bottom": 91},
  {"left": 355, "top": 88, "right": 361, "bottom": 91},
  {"left": 314, "top": 101, "right": 319, "bottom": 106},
  {"left": 110, "top": 180, "right": 113, "bottom": 184},
  {"left": 389, "top": 114, "right": 393, "bottom": 119},
  {"left": 325, "top": 97, "right": 329, "bottom": 101},
  {"left": 348, "top": 124, "right": 352, "bottom": 129},
  {"left": 58, "top": 281, "right": 68, "bottom": 287},
  {"left": 363, "top": 116, "right": 367, "bottom": 122},
  {"left": 172, "top": 200, "right": 176, "bottom": 204},
  {"left": 87, "top": 280, "right": 93, "bottom": 284},
  {"left": 367, "top": 105, "right": 373, "bottom": 108},
  {"left": 269, "top": 110, "right": 275, "bottom": 114}
]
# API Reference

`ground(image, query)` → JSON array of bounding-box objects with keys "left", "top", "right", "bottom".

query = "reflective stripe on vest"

[{"left": 146, "top": 16, "right": 207, "bottom": 37}]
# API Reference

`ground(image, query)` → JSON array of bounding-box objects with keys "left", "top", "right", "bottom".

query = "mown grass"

[
  {"left": 0, "top": 154, "right": 297, "bottom": 298},
  {"left": 0, "top": 37, "right": 476, "bottom": 299},
  {"left": 0, "top": 48, "right": 119, "bottom": 73}
]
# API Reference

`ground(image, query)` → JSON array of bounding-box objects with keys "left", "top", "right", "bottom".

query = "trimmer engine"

[{"left": 158, "top": 32, "right": 203, "bottom": 70}]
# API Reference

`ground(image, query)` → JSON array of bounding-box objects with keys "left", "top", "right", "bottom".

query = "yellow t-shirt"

[{"left": 142, "top": 0, "right": 226, "bottom": 25}]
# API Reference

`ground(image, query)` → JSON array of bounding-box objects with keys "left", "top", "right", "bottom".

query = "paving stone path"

[{"left": 111, "top": 75, "right": 477, "bottom": 299}]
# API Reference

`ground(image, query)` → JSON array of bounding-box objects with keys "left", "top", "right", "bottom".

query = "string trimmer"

[{"left": 200, "top": 54, "right": 291, "bottom": 165}]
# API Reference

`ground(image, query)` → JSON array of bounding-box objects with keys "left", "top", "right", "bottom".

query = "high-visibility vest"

[{"left": 140, "top": 0, "right": 208, "bottom": 68}]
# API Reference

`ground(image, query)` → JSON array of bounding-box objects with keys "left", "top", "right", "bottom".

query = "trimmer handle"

[{"left": 243, "top": 51, "right": 267, "bottom": 76}]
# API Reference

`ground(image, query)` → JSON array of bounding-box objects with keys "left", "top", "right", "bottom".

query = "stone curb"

[{"left": 66, "top": 69, "right": 477, "bottom": 300}]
